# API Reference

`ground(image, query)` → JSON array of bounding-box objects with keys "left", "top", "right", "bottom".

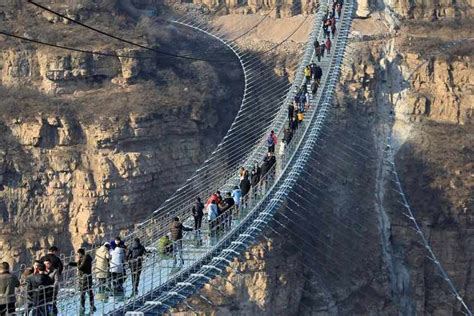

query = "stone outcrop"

[{"left": 1, "top": 48, "right": 154, "bottom": 95}]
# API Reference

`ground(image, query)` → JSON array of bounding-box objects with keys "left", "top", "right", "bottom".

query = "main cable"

[
  {"left": 27, "top": 0, "right": 237, "bottom": 63},
  {"left": 0, "top": 30, "right": 153, "bottom": 59}
]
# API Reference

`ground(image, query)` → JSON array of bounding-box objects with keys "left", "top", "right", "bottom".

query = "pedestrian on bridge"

[
  {"left": 69, "top": 248, "right": 96, "bottom": 314},
  {"left": 170, "top": 217, "right": 193, "bottom": 267},
  {"left": 315, "top": 44, "right": 323, "bottom": 62},
  {"left": 304, "top": 65, "right": 312, "bottom": 84},
  {"left": 207, "top": 201, "right": 219, "bottom": 235},
  {"left": 283, "top": 127, "right": 293, "bottom": 146},
  {"left": 331, "top": 18, "right": 337, "bottom": 38},
  {"left": 221, "top": 192, "right": 235, "bottom": 213},
  {"left": 127, "top": 238, "right": 148, "bottom": 295},
  {"left": 40, "top": 246, "right": 63, "bottom": 277},
  {"left": 290, "top": 115, "right": 298, "bottom": 132},
  {"left": 320, "top": 40, "right": 326, "bottom": 57},
  {"left": 0, "top": 262, "right": 20, "bottom": 315},
  {"left": 313, "top": 40, "right": 319, "bottom": 51},
  {"left": 192, "top": 197, "right": 205, "bottom": 231},
  {"left": 298, "top": 90, "right": 307, "bottom": 112},
  {"left": 325, "top": 36, "right": 332, "bottom": 54},
  {"left": 231, "top": 186, "right": 242, "bottom": 210},
  {"left": 94, "top": 242, "right": 111, "bottom": 300},
  {"left": 251, "top": 165, "right": 261, "bottom": 188},
  {"left": 266, "top": 130, "right": 278, "bottom": 153},
  {"left": 44, "top": 259, "right": 59, "bottom": 315},
  {"left": 314, "top": 64, "right": 323, "bottom": 83},
  {"left": 109, "top": 243, "right": 126, "bottom": 296},
  {"left": 288, "top": 102, "right": 294, "bottom": 122},
  {"left": 240, "top": 170, "right": 251, "bottom": 196},
  {"left": 26, "top": 261, "right": 54, "bottom": 316}
]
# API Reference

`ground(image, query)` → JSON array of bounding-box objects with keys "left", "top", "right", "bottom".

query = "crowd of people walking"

[{"left": 0, "top": 2, "right": 343, "bottom": 314}]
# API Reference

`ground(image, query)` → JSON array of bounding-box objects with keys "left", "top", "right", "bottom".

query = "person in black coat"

[
  {"left": 69, "top": 249, "right": 95, "bottom": 313},
  {"left": 239, "top": 171, "right": 251, "bottom": 197},
  {"left": 288, "top": 103, "right": 294, "bottom": 122},
  {"left": 127, "top": 238, "right": 148, "bottom": 294},
  {"left": 40, "top": 246, "right": 63, "bottom": 276},
  {"left": 314, "top": 65, "right": 323, "bottom": 83},
  {"left": 192, "top": 197, "right": 204, "bottom": 230},
  {"left": 26, "top": 262, "right": 54, "bottom": 315},
  {"left": 260, "top": 153, "right": 271, "bottom": 178},
  {"left": 251, "top": 165, "right": 261, "bottom": 187}
]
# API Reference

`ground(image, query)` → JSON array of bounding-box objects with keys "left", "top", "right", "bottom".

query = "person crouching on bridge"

[
  {"left": 69, "top": 248, "right": 96, "bottom": 314},
  {"left": 170, "top": 217, "right": 193, "bottom": 267}
]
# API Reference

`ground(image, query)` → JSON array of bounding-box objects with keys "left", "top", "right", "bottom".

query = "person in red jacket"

[{"left": 325, "top": 36, "right": 332, "bottom": 54}]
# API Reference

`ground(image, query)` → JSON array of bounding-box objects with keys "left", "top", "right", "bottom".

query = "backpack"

[{"left": 158, "top": 237, "right": 172, "bottom": 255}]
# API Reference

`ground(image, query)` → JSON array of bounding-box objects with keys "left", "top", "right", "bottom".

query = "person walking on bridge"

[
  {"left": 109, "top": 243, "right": 126, "bottom": 296},
  {"left": 314, "top": 64, "right": 323, "bottom": 83},
  {"left": 26, "top": 261, "right": 54, "bottom": 316},
  {"left": 325, "top": 36, "right": 332, "bottom": 54},
  {"left": 331, "top": 18, "right": 337, "bottom": 38},
  {"left": 94, "top": 242, "right": 111, "bottom": 300},
  {"left": 40, "top": 246, "right": 63, "bottom": 277},
  {"left": 315, "top": 43, "right": 323, "bottom": 62},
  {"left": 0, "top": 262, "right": 20, "bottom": 315},
  {"left": 304, "top": 65, "right": 312, "bottom": 85},
  {"left": 231, "top": 186, "right": 242, "bottom": 210},
  {"left": 69, "top": 248, "right": 96, "bottom": 314},
  {"left": 313, "top": 40, "right": 319, "bottom": 53},
  {"left": 170, "top": 217, "right": 192, "bottom": 267},
  {"left": 127, "top": 238, "right": 148, "bottom": 295},
  {"left": 266, "top": 130, "right": 278, "bottom": 153},
  {"left": 44, "top": 259, "right": 59, "bottom": 315},
  {"left": 192, "top": 197, "right": 204, "bottom": 231}
]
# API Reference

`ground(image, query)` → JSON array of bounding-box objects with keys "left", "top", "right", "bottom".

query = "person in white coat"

[{"left": 109, "top": 245, "right": 125, "bottom": 294}]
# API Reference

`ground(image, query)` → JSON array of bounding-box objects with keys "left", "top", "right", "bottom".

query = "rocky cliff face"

[
  {"left": 0, "top": 105, "right": 233, "bottom": 265},
  {"left": 1, "top": 48, "right": 153, "bottom": 95}
]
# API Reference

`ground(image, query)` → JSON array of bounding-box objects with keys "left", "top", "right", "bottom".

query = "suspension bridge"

[
  {"left": 5, "top": 0, "right": 473, "bottom": 314},
  {"left": 57, "top": 0, "right": 353, "bottom": 313}
]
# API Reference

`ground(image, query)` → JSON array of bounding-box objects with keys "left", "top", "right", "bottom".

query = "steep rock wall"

[{"left": 0, "top": 99, "right": 239, "bottom": 265}]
